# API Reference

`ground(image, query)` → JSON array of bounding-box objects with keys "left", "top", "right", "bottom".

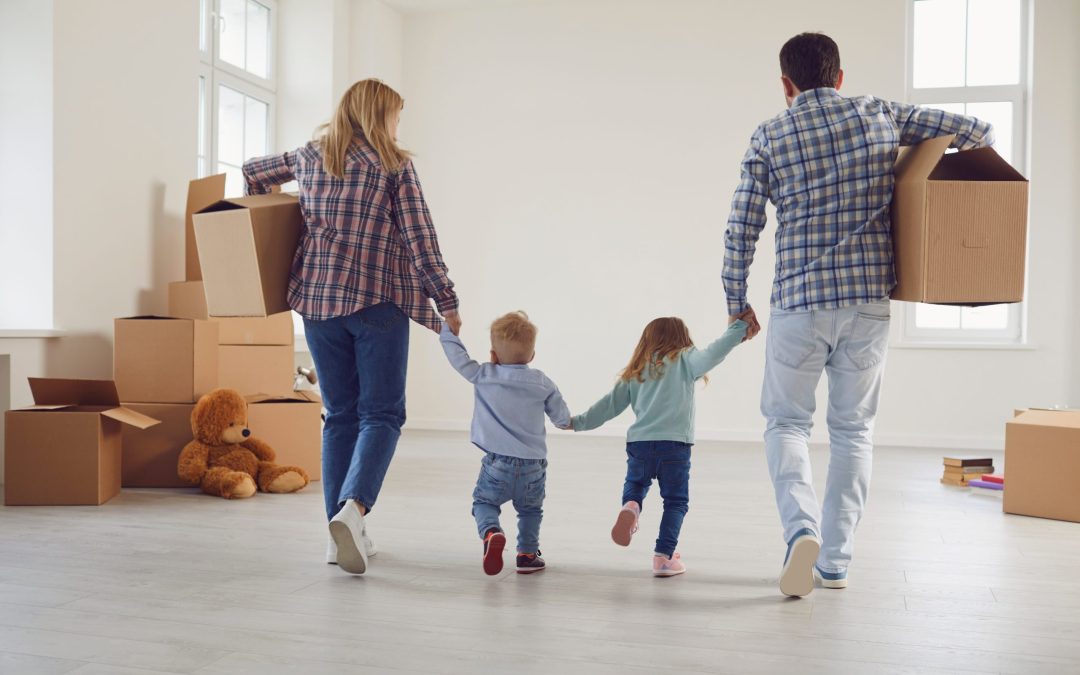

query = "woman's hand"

[{"left": 444, "top": 309, "right": 462, "bottom": 336}]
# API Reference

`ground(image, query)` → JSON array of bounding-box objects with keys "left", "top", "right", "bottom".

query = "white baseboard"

[{"left": 404, "top": 418, "right": 1004, "bottom": 451}]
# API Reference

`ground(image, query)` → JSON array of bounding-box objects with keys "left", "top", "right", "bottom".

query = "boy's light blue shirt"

[
  {"left": 573, "top": 321, "right": 748, "bottom": 444},
  {"left": 440, "top": 323, "right": 571, "bottom": 460}
]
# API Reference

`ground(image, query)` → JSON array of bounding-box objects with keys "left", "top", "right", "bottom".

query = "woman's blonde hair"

[
  {"left": 620, "top": 317, "right": 702, "bottom": 383},
  {"left": 319, "top": 79, "right": 410, "bottom": 177}
]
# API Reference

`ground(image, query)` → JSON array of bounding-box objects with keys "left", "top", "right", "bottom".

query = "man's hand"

[
  {"left": 444, "top": 309, "right": 462, "bottom": 336},
  {"left": 730, "top": 306, "right": 761, "bottom": 341}
]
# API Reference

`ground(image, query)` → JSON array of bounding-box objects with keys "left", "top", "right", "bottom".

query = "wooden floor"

[{"left": 1, "top": 430, "right": 1078, "bottom": 674}]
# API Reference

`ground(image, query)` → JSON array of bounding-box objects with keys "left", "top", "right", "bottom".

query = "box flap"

[
  {"left": 28, "top": 378, "right": 121, "bottom": 407},
  {"left": 895, "top": 134, "right": 954, "bottom": 184},
  {"left": 186, "top": 175, "right": 227, "bottom": 281},
  {"left": 116, "top": 315, "right": 188, "bottom": 322},
  {"left": 226, "top": 193, "right": 300, "bottom": 210},
  {"left": 929, "top": 146, "right": 1028, "bottom": 182},
  {"left": 21, "top": 404, "right": 78, "bottom": 411},
  {"left": 1009, "top": 409, "right": 1080, "bottom": 430},
  {"left": 102, "top": 406, "right": 162, "bottom": 430}
]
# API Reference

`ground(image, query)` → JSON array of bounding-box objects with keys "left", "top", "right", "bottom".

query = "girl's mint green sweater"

[{"left": 572, "top": 320, "right": 747, "bottom": 444}]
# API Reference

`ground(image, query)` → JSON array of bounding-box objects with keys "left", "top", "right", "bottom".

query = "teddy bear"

[{"left": 178, "top": 388, "right": 310, "bottom": 499}]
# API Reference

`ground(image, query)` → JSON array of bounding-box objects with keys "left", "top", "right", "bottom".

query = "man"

[{"left": 723, "top": 33, "right": 993, "bottom": 597}]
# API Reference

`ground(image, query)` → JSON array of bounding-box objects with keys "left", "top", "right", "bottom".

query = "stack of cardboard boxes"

[
  {"left": 3, "top": 176, "right": 323, "bottom": 505},
  {"left": 116, "top": 175, "right": 323, "bottom": 489}
]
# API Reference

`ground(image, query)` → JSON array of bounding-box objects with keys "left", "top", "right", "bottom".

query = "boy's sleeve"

[
  {"left": 243, "top": 150, "right": 297, "bottom": 196},
  {"left": 572, "top": 380, "right": 631, "bottom": 432},
  {"left": 723, "top": 125, "right": 771, "bottom": 316},
  {"left": 544, "top": 381, "right": 572, "bottom": 429},
  {"left": 685, "top": 320, "right": 748, "bottom": 380},
  {"left": 439, "top": 322, "right": 481, "bottom": 383},
  {"left": 888, "top": 101, "right": 995, "bottom": 150}
]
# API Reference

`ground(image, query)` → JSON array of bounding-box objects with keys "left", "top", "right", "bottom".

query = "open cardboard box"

[
  {"left": 5, "top": 379, "right": 160, "bottom": 505},
  {"left": 193, "top": 193, "right": 303, "bottom": 317},
  {"left": 891, "top": 134, "right": 1029, "bottom": 304}
]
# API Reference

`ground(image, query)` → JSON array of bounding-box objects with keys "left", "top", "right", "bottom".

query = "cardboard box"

[
  {"left": 120, "top": 403, "right": 196, "bottom": 488},
  {"left": 219, "top": 345, "right": 295, "bottom": 396},
  {"left": 4, "top": 379, "right": 160, "bottom": 505},
  {"left": 891, "top": 134, "right": 1029, "bottom": 304},
  {"left": 1004, "top": 410, "right": 1080, "bottom": 523},
  {"left": 185, "top": 174, "right": 227, "bottom": 281},
  {"left": 193, "top": 193, "right": 302, "bottom": 317},
  {"left": 168, "top": 281, "right": 295, "bottom": 346},
  {"left": 248, "top": 392, "right": 323, "bottom": 480},
  {"left": 114, "top": 317, "right": 219, "bottom": 403}
]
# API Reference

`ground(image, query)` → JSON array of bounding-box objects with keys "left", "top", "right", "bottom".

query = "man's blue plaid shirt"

[{"left": 722, "top": 88, "right": 994, "bottom": 315}]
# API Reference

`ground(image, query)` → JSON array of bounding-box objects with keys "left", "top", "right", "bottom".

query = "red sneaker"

[{"left": 482, "top": 529, "right": 506, "bottom": 576}]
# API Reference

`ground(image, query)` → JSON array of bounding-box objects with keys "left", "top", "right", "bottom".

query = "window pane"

[
  {"left": 244, "top": 95, "right": 268, "bottom": 159},
  {"left": 966, "top": 101, "right": 1014, "bottom": 165},
  {"left": 217, "top": 84, "right": 245, "bottom": 166},
  {"left": 219, "top": 162, "right": 244, "bottom": 198},
  {"left": 245, "top": 0, "right": 270, "bottom": 79},
  {"left": 199, "top": 0, "right": 209, "bottom": 52},
  {"left": 915, "top": 304, "right": 961, "bottom": 329},
  {"left": 966, "top": 0, "right": 1022, "bottom": 86},
  {"left": 219, "top": 0, "right": 246, "bottom": 70},
  {"left": 913, "top": 0, "right": 967, "bottom": 88},
  {"left": 197, "top": 76, "right": 207, "bottom": 158},
  {"left": 960, "top": 304, "right": 1009, "bottom": 330},
  {"left": 922, "top": 102, "right": 966, "bottom": 115}
]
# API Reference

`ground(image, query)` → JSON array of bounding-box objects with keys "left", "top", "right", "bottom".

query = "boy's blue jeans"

[
  {"left": 303, "top": 302, "right": 409, "bottom": 521},
  {"left": 622, "top": 440, "right": 691, "bottom": 558},
  {"left": 472, "top": 452, "right": 547, "bottom": 554}
]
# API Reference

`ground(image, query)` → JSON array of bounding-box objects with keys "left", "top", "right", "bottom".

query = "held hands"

[
  {"left": 443, "top": 309, "right": 463, "bottom": 336},
  {"left": 729, "top": 306, "right": 761, "bottom": 342}
]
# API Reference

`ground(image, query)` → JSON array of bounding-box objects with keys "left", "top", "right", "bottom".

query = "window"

[
  {"left": 198, "top": 0, "right": 276, "bottom": 197},
  {"left": 903, "top": 0, "right": 1028, "bottom": 345}
]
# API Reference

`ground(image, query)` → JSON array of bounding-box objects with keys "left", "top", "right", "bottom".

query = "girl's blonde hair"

[
  {"left": 620, "top": 317, "right": 701, "bottom": 383},
  {"left": 319, "top": 79, "right": 410, "bottom": 177}
]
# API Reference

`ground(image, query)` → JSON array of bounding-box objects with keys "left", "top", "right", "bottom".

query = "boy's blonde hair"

[{"left": 490, "top": 311, "right": 537, "bottom": 364}]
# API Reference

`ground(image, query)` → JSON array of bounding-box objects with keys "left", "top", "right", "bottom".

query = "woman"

[{"left": 243, "top": 79, "right": 461, "bottom": 575}]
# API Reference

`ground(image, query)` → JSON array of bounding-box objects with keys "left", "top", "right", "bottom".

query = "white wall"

[
  {"left": 395, "top": 0, "right": 1079, "bottom": 448},
  {"left": 350, "top": 0, "right": 404, "bottom": 90},
  {"left": 49, "top": 0, "right": 197, "bottom": 385},
  {"left": 0, "top": 0, "right": 53, "bottom": 330}
]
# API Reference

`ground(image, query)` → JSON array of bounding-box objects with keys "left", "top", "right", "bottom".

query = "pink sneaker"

[
  {"left": 653, "top": 552, "right": 686, "bottom": 577},
  {"left": 611, "top": 501, "right": 640, "bottom": 547}
]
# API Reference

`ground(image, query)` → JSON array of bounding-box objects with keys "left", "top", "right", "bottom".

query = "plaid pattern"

[
  {"left": 243, "top": 139, "right": 457, "bottom": 331},
  {"left": 723, "top": 88, "right": 995, "bottom": 314}
]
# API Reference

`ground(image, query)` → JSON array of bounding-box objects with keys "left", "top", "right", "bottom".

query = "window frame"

[
  {"left": 198, "top": 0, "right": 277, "bottom": 192},
  {"left": 898, "top": 0, "right": 1031, "bottom": 347}
]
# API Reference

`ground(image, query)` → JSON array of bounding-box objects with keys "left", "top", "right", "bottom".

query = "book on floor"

[
  {"left": 981, "top": 474, "right": 1005, "bottom": 484},
  {"left": 968, "top": 479, "right": 1005, "bottom": 491},
  {"left": 943, "top": 465, "right": 995, "bottom": 474},
  {"left": 943, "top": 456, "right": 995, "bottom": 467}
]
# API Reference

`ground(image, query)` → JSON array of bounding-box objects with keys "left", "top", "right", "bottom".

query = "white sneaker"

[
  {"left": 779, "top": 528, "right": 820, "bottom": 598},
  {"left": 326, "top": 531, "right": 376, "bottom": 564},
  {"left": 329, "top": 501, "right": 368, "bottom": 574}
]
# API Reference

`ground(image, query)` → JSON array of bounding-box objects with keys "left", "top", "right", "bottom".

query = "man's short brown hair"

[
  {"left": 490, "top": 311, "right": 537, "bottom": 364},
  {"left": 780, "top": 32, "right": 841, "bottom": 92}
]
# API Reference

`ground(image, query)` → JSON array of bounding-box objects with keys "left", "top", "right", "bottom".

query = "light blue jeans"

[
  {"left": 472, "top": 452, "right": 547, "bottom": 554},
  {"left": 761, "top": 299, "right": 890, "bottom": 573}
]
